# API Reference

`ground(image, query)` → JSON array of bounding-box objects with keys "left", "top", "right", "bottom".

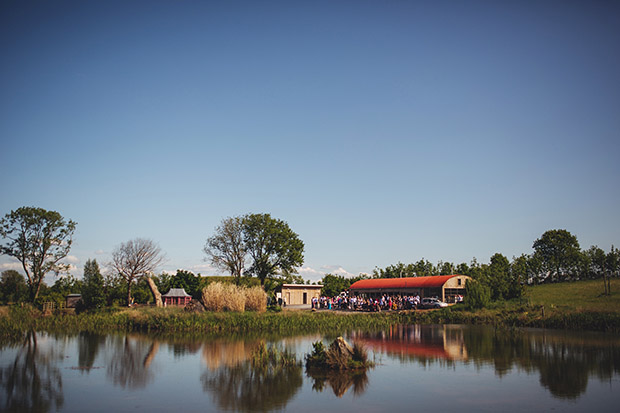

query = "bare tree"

[
  {"left": 111, "top": 238, "right": 165, "bottom": 306},
  {"left": 204, "top": 216, "right": 246, "bottom": 285}
]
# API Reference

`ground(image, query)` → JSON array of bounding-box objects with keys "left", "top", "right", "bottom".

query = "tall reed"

[{"left": 244, "top": 286, "right": 267, "bottom": 312}]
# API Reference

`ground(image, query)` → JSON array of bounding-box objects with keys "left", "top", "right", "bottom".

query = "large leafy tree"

[
  {"left": 81, "top": 259, "right": 105, "bottom": 309},
  {"left": 533, "top": 229, "right": 581, "bottom": 282},
  {"left": 0, "top": 206, "right": 76, "bottom": 302},
  {"left": 111, "top": 238, "right": 166, "bottom": 306},
  {"left": 204, "top": 216, "right": 246, "bottom": 285},
  {"left": 242, "top": 213, "right": 304, "bottom": 286}
]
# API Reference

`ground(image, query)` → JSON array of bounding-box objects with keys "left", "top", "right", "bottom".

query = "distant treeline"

[{"left": 321, "top": 229, "right": 619, "bottom": 302}]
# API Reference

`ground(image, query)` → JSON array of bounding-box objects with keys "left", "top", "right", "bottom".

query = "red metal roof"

[{"left": 349, "top": 275, "right": 462, "bottom": 290}]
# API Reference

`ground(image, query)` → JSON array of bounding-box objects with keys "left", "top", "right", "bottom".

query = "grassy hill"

[{"left": 525, "top": 278, "right": 620, "bottom": 313}]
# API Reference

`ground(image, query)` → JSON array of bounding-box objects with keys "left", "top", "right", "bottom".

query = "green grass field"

[{"left": 525, "top": 278, "right": 620, "bottom": 313}]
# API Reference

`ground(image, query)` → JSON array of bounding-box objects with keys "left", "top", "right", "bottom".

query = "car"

[{"left": 420, "top": 297, "right": 449, "bottom": 309}]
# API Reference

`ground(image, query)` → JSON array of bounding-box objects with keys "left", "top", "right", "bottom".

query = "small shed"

[
  {"left": 65, "top": 294, "right": 82, "bottom": 308},
  {"left": 162, "top": 288, "right": 192, "bottom": 307},
  {"left": 278, "top": 284, "right": 323, "bottom": 306}
]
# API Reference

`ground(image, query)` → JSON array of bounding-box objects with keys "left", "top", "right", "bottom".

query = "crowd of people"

[{"left": 311, "top": 294, "right": 422, "bottom": 312}]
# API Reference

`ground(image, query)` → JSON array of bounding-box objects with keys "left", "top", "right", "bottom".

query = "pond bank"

[{"left": 2, "top": 304, "right": 620, "bottom": 341}]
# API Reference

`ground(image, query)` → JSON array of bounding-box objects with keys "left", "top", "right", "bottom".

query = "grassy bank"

[{"left": 2, "top": 279, "right": 620, "bottom": 339}]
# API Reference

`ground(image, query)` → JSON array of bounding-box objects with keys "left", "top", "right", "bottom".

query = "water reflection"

[
  {"left": 106, "top": 335, "right": 158, "bottom": 389},
  {"left": 354, "top": 325, "right": 620, "bottom": 399},
  {"left": 201, "top": 341, "right": 303, "bottom": 412},
  {"left": 306, "top": 368, "right": 369, "bottom": 397},
  {"left": 1, "top": 326, "right": 619, "bottom": 410},
  {"left": 77, "top": 332, "right": 105, "bottom": 372},
  {"left": 0, "top": 331, "right": 64, "bottom": 412}
]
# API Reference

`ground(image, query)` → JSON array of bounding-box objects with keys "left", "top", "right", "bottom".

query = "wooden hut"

[{"left": 162, "top": 288, "right": 192, "bottom": 307}]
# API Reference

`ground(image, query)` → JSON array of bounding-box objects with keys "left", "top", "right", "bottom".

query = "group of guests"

[{"left": 311, "top": 294, "right": 423, "bottom": 312}]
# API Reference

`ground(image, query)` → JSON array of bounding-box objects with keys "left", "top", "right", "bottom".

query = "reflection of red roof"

[
  {"left": 349, "top": 275, "right": 461, "bottom": 290},
  {"left": 358, "top": 338, "right": 450, "bottom": 359}
]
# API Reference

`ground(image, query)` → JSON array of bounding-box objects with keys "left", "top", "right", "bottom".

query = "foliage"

[
  {"left": 0, "top": 270, "right": 28, "bottom": 304},
  {"left": 305, "top": 337, "right": 372, "bottom": 371},
  {"left": 320, "top": 273, "right": 350, "bottom": 297},
  {"left": 243, "top": 213, "right": 304, "bottom": 286},
  {"left": 81, "top": 260, "right": 106, "bottom": 310},
  {"left": 204, "top": 216, "right": 246, "bottom": 285},
  {"left": 533, "top": 229, "right": 581, "bottom": 282},
  {"left": 465, "top": 279, "right": 491, "bottom": 310},
  {"left": 167, "top": 269, "right": 202, "bottom": 297},
  {"left": 488, "top": 253, "right": 510, "bottom": 300},
  {"left": 0, "top": 206, "right": 76, "bottom": 302}
]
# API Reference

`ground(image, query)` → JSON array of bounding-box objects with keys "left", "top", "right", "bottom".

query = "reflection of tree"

[
  {"left": 201, "top": 344, "right": 303, "bottom": 412},
  {"left": 77, "top": 332, "right": 105, "bottom": 373},
  {"left": 356, "top": 325, "right": 620, "bottom": 400},
  {"left": 306, "top": 368, "right": 368, "bottom": 397},
  {"left": 107, "top": 335, "right": 159, "bottom": 389},
  {"left": 463, "top": 327, "right": 620, "bottom": 399},
  {"left": 0, "top": 330, "right": 64, "bottom": 412}
]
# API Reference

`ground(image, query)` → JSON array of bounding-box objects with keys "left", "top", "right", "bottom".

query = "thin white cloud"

[
  {"left": 320, "top": 265, "right": 357, "bottom": 278},
  {"left": 94, "top": 249, "right": 105, "bottom": 255},
  {"left": 64, "top": 255, "right": 80, "bottom": 264},
  {"left": 0, "top": 262, "right": 23, "bottom": 272}
]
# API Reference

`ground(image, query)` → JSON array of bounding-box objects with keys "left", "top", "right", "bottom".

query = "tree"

[
  {"left": 0, "top": 269, "right": 28, "bottom": 304},
  {"left": 464, "top": 279, "right": 490, "bottom": 310},
  {"left": 169, "top": 269, "right": 201, "bottom": 297},
  {"left": 488, "top": 253, "right": 510, "bottom": 300},
  {"left": 0, "top": 206, "right": 77, "bottom": 302},
  {"left": 242, "top": 213, "right": 304, "bottom": 286},
  {"left": 532, "top": 229, "right": 581, "bottom": 282},
  {"left": 81, "top": 259, "right": 105, "bottom": 309},
  {"left": 321, "top": 273, "right": 351, "bottom": 297},
  {"left": 204, "top": 216, "right": 246, "bottom": 285},
  {"left": 111, "top": 238, "right": 166, "bottom": 306}
]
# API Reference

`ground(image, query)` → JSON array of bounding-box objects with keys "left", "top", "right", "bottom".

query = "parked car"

[{"left": 420, "top": 297, "right": 449, "bottom": 309}]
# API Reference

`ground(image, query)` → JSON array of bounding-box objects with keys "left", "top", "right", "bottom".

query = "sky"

[{"left": 1, "top": 0, "right": 619, "bottom": 284}]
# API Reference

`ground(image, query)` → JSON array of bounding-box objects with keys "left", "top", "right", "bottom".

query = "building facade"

[
  {"left": 349, "top": 275, "right": 470, "bottom": 303},
  {"left": 278, "top": 284, "right": 323, "bottom": 306}
]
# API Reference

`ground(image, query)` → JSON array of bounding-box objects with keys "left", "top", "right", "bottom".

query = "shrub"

[
  {"left": 202, "top": 282, "right": 225, "bottom": 312},
  {"left": 222, "top": 283, "right": 245, "bottom": 312},
  {"left": 465, "top": 280, "right": 491, "bottom": 310},
  {"left": 202, "top": 282, "right": 245, "bottom": 312},
  {"left": 245, "top": 286, "right": 267, "bottom": 312}
]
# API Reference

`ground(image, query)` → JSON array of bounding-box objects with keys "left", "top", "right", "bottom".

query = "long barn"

[{"left": 349, "top": 275, "right": 470, "bottom": 303}]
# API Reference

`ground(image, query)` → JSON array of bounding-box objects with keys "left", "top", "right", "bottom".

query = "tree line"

[
  {"left": 1, "top": 206, "right": 617, "bottom": 309},
  {"left": 0, "top": 207, "right": 304, "bottom": 308},
  {"left": 318, "top": 229, "right": 618, "bottom": 304}
]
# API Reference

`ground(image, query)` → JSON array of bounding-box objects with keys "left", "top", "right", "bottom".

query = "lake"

[{"left": 1, "top": 324, "right": 619, "bottom": 412}]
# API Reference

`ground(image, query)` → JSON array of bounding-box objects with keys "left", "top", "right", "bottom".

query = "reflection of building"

[
  {"left": 277, "top": 284, "right": 323, "bottom": 306},
  {"left": 354, "top": 324, "right": 468, "bottom": 361},
  {"left": 349, "top": 275, "right": 470, "bottom": 303},
  {"left": 162, "top": 288, "right": 192, "bottom": 307}
]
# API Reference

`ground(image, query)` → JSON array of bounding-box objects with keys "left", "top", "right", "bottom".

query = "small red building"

[{"left": 162, "top": 288, "right": 192, "bottom": 307}]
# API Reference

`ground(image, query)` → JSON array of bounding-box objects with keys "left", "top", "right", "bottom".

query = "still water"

[{"left": 1, "top": 325, "right": 619, "bottom": 412}]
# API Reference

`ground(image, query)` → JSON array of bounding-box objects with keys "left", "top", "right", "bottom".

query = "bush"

[
  {"left": 465, "top": 280, "right": 491, "bottom": 310},
  {"left": 201, "top": 282, "right": 245, "bottom": 312},
  {"left": 245, "top": 286, "right": 267, "bottom": 312}
]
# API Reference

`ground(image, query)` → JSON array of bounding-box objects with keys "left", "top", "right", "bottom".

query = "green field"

[{"left": 526, "top": 278, "right": 620, "bottom": 313}]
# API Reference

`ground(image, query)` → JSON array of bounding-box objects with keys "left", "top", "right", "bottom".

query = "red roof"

[{"left": 349, "top": 275, "right": 462, "bottom": 290}]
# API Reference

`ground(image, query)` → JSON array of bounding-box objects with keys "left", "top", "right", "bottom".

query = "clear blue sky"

[{"left": 1, "top": 0, "right": 619, "bottom": 283}]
